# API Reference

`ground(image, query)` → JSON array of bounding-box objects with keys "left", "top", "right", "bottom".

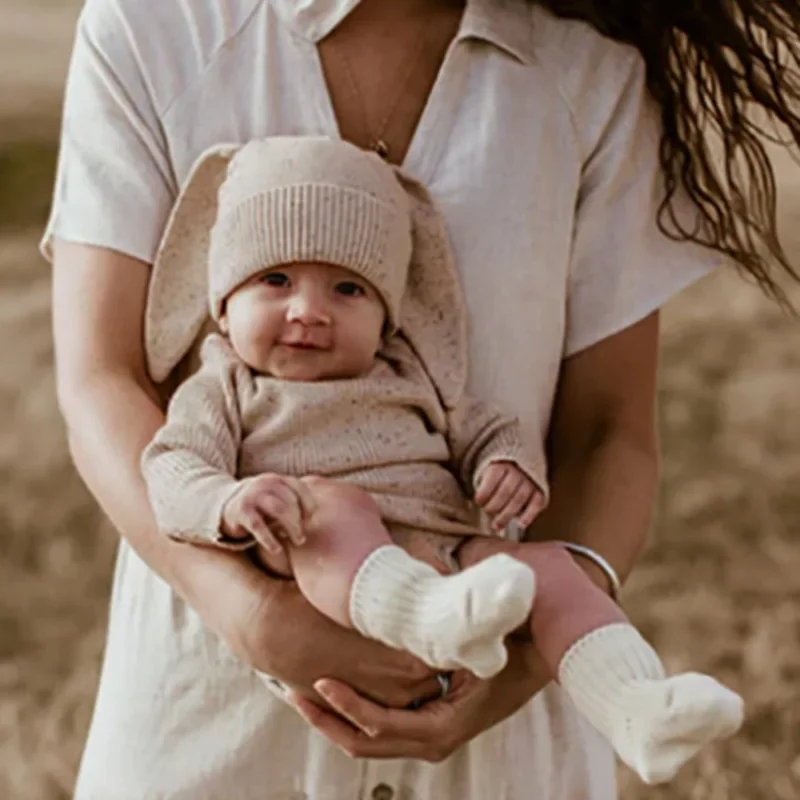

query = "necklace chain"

[{"left": 334, "top": 30, "right": 429, "bottom": 162}]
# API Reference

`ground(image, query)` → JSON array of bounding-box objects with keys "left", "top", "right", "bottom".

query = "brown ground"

[{"left": 1, "top": 3, "right": 799, "bottom": 799}]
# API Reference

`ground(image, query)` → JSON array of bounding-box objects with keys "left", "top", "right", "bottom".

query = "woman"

[{"left": 45, "top": 0, "right": 799, "bottom": 798}]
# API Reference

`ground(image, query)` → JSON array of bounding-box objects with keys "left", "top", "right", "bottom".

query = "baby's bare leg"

[
  {"left": 458, "top": 537, "right": 743, "bottom": 784},
  {"left": 277, "top": 478, "right": 534, "bottom": 676},
  {"left": 285, "top": 477, "right": 393, "bottom": 628}
]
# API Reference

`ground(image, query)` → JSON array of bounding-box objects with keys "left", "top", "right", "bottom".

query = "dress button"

[{"left": 371, "top": 784, "right": 394, "bottom": 800}]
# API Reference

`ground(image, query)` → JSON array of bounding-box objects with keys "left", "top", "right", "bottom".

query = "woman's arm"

[
  {"left": 51, "top": 239, "right": 442, "bottom": 707},
  {"left": 52, "top": 241, "right": 197, "bottom": 587},
  {"left": 527, "top": 311, "right": 661, "bottom": 590}
]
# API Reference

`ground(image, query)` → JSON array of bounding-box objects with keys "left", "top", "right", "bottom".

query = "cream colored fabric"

[
  {"left": 558, "top": 624, "right": 745, "bottom": 785},
  {"left": 141, "top": 333, "right": 543, "bottom": 546},
  {"left": 350, "top": 545, "right": 535, "bottom": 679},
  {"left": 42, "top": 0, "right": 722, "bottom": 797}
]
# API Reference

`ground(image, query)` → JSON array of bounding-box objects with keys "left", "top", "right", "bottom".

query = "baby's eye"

[
  {"left": 335, "top": 281, "right": 365, "bottom": 297},
  {"left": 262, "top": 272, "right": 289, "bottom": 287}
]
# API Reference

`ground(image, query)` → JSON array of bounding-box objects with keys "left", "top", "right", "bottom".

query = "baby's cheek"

[{"left": 233, "top": 310, "right": 280, "bottom": 364}]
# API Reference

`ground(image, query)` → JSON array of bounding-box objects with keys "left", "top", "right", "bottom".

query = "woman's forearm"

[
  {"left": 58, "top": 372, "right": 268, "bottom": 607},
  {"left": 527, "top": 424, "right": 659, "bottom": 589}
]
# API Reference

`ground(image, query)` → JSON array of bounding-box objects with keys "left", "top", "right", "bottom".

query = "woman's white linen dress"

[{"left": 42, "top": 0, "right": 719, "bottom": 797}]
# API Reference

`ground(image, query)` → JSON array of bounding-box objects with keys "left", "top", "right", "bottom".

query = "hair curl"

[{"left": 538, "top": 0, "right": 800, "bottom": 305}]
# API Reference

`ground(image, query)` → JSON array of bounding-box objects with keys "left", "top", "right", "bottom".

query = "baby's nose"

[{"left": 287, "top": 291, "right": 331, "bottom": 324}]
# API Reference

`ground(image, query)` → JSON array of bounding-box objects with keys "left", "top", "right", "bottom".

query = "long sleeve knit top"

[{"left": 142, "top": 332, "right": 545, "bottom": 547}]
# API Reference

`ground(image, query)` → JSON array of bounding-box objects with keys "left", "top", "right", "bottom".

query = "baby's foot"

[
  {"left": 611, "top": 673, "right": 744, "bottom": 784},
  {"left": 426, "top": 553, "right": 536, "bottom": 677},
  {"left": 350, "top": 547, "right": 535, "bottom": 679},
  {"left": 558, "top": 624, "right": 744, "bottom": 785}
]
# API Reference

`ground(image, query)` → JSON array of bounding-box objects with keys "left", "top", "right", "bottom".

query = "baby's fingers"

[
  {"left": 481, "top": 469, "right": 524, "bottom": 518},
  {"left": 516, "top": 491, "right": 546, "bottom": 529},
  {"left": 240, "top": 508, "right": 282, "bottom": 553},
  {"left": 489, "top": 482, "right": 531, "bottom": 532},
  {"left": 289, "top": 476, "right": 318, "bottom": 519},
  {"left": 256, "top": 490, "right": 305, "bottom": 546},
  {"left": 474, "top": 463, "right": 507, "bottom": 506}
]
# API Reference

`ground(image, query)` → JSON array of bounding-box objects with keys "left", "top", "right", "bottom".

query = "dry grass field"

[{"left": 1, "top": 2, "right": 798, "bottom": 799}]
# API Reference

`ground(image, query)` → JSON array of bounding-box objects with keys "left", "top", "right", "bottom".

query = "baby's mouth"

[{"left": 279, "top": 340, "right": 329, "bottom": 351}]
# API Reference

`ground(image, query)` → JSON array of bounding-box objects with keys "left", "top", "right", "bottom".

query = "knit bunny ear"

[
  {"left": 394, "top": 172, "right": 468, "bottom": 410},
  {"left": 144, "top": 143, "right": 241, "bottom": 384}
]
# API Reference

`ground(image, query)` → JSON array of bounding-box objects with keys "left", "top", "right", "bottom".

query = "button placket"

[{"left": 371, "top": 783, "right": 394, "bottom": 800}]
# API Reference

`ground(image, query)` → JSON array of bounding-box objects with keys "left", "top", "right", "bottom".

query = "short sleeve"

[
  {"left": 40, "top": 0, "right": 176, "bottom": 263},
  {"left": 564, "top": 54, "right": 722, "bottom": 357}
]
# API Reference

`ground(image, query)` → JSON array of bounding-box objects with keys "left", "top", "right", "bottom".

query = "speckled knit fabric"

[{"left": 142, "top": 332, "right": 544, "bottom": 547}]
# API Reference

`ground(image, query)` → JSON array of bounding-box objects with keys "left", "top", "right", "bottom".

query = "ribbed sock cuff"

[
  {"left": 558, "top": 623, "right": 666, "bottom": 730},
  {"left": 349, "top": 545, "right": 439, "bottom": 644}
]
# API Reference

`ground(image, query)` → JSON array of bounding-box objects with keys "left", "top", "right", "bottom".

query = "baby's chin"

[{"left": 264, "top": 354, "right": 370, "bottom": 382}]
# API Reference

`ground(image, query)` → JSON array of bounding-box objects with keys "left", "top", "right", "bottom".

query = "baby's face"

[{"left": 221, "top": 262, "right": 386, "bottom": 381}]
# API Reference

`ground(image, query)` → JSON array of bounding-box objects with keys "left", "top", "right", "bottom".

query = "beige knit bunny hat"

[{"left": 144, "top": 136, "right": 467, "bottom": 408}]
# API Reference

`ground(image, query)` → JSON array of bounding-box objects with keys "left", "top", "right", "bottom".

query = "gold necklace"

[{"left": 334, "top": 29, "right": 430, "bottom": 162}]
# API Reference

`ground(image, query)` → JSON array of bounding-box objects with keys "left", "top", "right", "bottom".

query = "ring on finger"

[{"left": 436, "top": 672, "right": 452, "bottom": 698}]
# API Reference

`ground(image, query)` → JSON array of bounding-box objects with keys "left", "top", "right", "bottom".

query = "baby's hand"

[
  {"left": 474, "top": 461, "right": 545, "bottom": 533},
  {"left": 220, "top": 473, "right": 315, "bottom": 553}
]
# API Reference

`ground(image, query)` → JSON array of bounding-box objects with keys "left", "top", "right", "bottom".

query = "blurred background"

[{"left": 1, "top": 2, "right": 798, "bottom": 799}]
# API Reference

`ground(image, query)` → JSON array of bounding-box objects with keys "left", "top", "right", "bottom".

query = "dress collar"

[
  {"left": 460, "top": 0, "right": 535, "bottom": 65},
  {"left": 268, "top": 0, "right": 536, "bottom": 64},
  {"left": 268, "top": 0, "right": 362, "bottom": 42}
]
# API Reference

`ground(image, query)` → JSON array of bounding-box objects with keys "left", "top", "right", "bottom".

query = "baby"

[{"left": 141, "top": 136, "right": 743, "bottom": 785}]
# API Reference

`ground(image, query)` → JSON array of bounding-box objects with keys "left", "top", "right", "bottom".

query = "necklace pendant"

[{"left": 372, "top": 139, "right": 390, "bottom": 161}]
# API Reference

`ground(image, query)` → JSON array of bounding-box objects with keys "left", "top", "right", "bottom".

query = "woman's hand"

[
  {"left": 284, "top": 634, "right": 550, "bottom": 760},
  {"left": 218, "top": 564, "right": 446, "bottom": 709}
]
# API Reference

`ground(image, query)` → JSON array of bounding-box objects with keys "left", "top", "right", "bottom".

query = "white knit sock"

[
  {"left": 558, "top": 624, "right": 744, "bottom": 784},
  {"left": 349, "top": 545, "right": 535, "bottom": 679}
]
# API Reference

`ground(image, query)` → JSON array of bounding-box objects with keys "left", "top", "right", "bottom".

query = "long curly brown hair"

[{"left": 538, "top": 0, "right": 800, "bottom": 305}]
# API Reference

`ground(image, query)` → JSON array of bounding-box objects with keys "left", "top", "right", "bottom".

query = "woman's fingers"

[
  {"left": 384, "top": 661, "right": 448, "bottom": 709},
  {"left": 298, "top": 679, "right": 456, "bottom": 760},
  {"left": 319, "top": 677, "right": 460, "bottom": 742},
  {"left": 285, "top": 690, "right": 375, "bottom": 756},
  {"left": 286, "top": 688, "right": 384, "bottom": 757},
  {"left": 282, "top": 629, "right": 548, "bottom": 763},
  {"left": 314, "top": 679, "right": 384, "bottom": 737}
]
